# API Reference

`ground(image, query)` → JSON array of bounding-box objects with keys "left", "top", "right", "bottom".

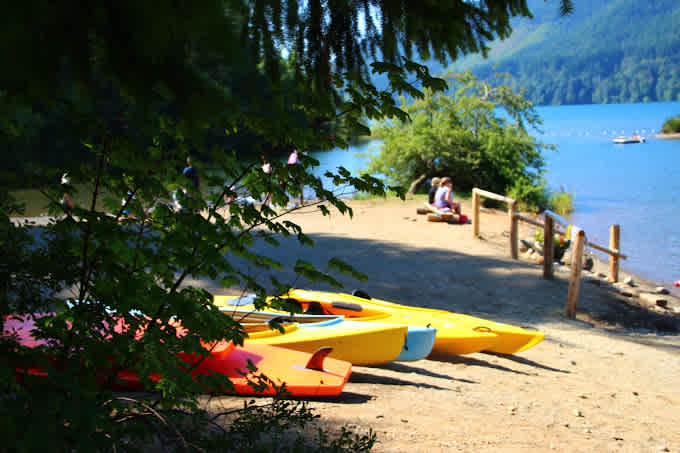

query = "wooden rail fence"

[{"left": 471, "top": 188, "right": 628, "bottom": 318}]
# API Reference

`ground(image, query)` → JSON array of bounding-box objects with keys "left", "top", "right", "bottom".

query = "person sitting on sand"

[
  {"left": 433, "top": 176, "right": 461, "bottom": 215},
  {"left": 428, "top": 177, "right": 441, "bottom": 205}
]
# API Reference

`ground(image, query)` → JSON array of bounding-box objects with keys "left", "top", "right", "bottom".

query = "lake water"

[{"left": 307, "top": 101, "right": 680, "bottom": 291}]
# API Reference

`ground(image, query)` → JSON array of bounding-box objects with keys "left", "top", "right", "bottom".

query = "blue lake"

[{"left": 307, "top": 101, "right": 680, "bottom": 290}]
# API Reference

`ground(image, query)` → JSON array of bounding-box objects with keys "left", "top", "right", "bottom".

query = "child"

[
  {"left": 428, "top": 177, "right": 441, "bottom": 205},
  {"left": 433, "top": 177, "right": 461, "bottom": 215}
]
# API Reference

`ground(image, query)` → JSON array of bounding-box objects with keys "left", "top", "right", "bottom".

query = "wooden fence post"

[
  {"left": 609, "top": 224, "right": 620, "bottom": 283},
  {"left": 509, "top": 200, "right": 518, "bottom": 259},
  {"left": 566, "top": 229, "right": 586, "bottom": 318},
  {"left": 543, "top": 215, "right": 554, "bottom": 279},
  {"left": 473, "top": 189, "right": 480, "bottom": 237}
]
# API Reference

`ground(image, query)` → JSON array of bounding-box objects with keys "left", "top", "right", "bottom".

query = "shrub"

[
  {"left": 353, "top": 189, "right": 403, "bottom": 200},
  {"left": 549, "top": 191, "right": 574, "bottom": 215},
  {"left": 661, "top": 115, "right": 680, "bottom": 134},
  {"left": 196, "top": 396, "right": 376, "bottom": 452},
  {"left": 506, "top": 177, "right": 550, "bottom": 213},
  {"left": 367, "top": 72, "right": 555, "bottom": 197}
]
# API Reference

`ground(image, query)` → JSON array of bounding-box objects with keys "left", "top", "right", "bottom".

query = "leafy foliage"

[
  {"left": 367, "top": 71, "right": 553, "bottom": 209},
  {"left": 506, "top": 177, "right": 550, "bottom": 213},
  {"left": 549, "top": 191, "right": 574, "bottom": 216},
  {"left": 661, "top": 115, "right": 680, "bottom": 134},
  {"left": 201, "top": 396, "right": 376, "bottom": 452},
  {"left": 0, "top": 101, "right": 385, "bottom": 453},
  {"left": 1, "top": 1, "right": 572, "bottom": 451}
]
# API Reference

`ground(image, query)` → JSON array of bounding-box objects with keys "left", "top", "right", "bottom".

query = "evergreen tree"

[{"left": 447, "top": 0, "right": 680, "bottom": 105}]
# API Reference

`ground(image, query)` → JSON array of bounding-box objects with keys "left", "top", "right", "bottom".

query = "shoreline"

[
  {"left": 583, "top": 247, "right": 680, "bottom": 298},
  {"left": 654, "top": 132, "right": 680, "bottom": 139},
  {"left": 10, "top": 197, "right": 678, "bottom": 296},
  {"left": 209, "top": 197, "right": 680, "bottom": 452},
  {"left": 10, "top": 199, "right": 678, "bottom": 297}
]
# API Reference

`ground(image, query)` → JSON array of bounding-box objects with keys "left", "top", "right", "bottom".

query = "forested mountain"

[{"left": 444, "top": 0, "right": 680, "bottom": 106}]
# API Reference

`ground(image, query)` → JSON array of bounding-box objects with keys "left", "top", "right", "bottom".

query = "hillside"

[{"left": 444, "top": 0, "right": 680, "bottom": 106}]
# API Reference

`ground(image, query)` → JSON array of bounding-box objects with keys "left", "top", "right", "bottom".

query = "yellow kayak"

[
  {"left": 286, "top": 289, "right": 544, "bottom": 354},
  {"left": 218, "top": 304, "right": 408, "bottom": 366},
  {"left": 220, "top": 307, "right": 437, "bottom": 362},
  {"left": 215, "top": 292, "right": 499, "bottom": 355}
]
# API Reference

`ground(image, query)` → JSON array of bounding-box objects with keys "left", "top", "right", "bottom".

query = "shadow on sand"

[
  {"left": 347, "top": 370, "right": 458, "bottom": 390},
  {"left": 480, "top": 351, "right": 570, "bottom": 374},
  {"left": 294, "top": 391, "right": 374, "bottom": 404},
  {"left": 375, "top": 361, "right": 477, "bottom": 383}
]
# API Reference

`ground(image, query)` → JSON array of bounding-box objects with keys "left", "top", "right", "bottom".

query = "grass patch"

[
  {"left": 10, "top": 185, "right": 120, "bottom": 217},
  {"left": 353, "top": 189, "right": 402, "bottom": 201},
  {"left": 454, "top": 190, "right": 472, "bottom": 201},
  {"left": 9, "top": 189, "right": 52, "bottom": 217}
]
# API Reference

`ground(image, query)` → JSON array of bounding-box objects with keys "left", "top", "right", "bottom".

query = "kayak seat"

[
  {"left": 278, "top": 298, "right": 304, "bottom": 312},
  {"left": 304, "top": 302, "right": 326, "bottom": 315},
  {"left": 351, "top": 289, "right": 371, "bottom": 300}
]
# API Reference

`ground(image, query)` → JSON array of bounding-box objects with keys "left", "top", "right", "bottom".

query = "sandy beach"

[
  {"left": 654, "top": 132, "right": 680, "bottom": 140},
  {"left": 198, "top": 197, "right": 680, "bottom": 452},
  {"left": 14, "top": 197, "right": 680, "bottom": 452}
]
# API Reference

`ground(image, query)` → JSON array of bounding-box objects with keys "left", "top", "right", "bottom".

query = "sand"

[
  {"left": 201, "top": 197, "right": 680, "bottom": 453},
  {"left": 654, "top": 133, "right": 680, "bottom": 140},
  {"left": 14, "top": 198, "right": 680, "bottom": 451}
]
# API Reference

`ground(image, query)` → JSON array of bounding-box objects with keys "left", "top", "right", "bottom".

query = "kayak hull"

[
  {"left": 241, "top": 316, "right": 407, "bottom": 366},
  {"left": 215, "top": 293, "right": 498, "bottom": 356},
  {"left": 3, "top": 313, "right": 352, "bottom": 397},
  {"left": 179, "top": 343, "right": 352, "bottom": 396},
  {"left": 217, "top": 303, "right": 436, "bottom": 363},
  {"left": 438, "top": 313, "right": 545, "bottom": 354},
  {"left": 397, "top": 325, "right": 437, "bottom": 361},
  {"left": 284, "top": 289, "right": 544, "bottom": 355}
]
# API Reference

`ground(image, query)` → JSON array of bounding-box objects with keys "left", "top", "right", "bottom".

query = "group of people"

[
  {"left": 428, "top": 176, "right": 461, "bottom": 215},
  {"left": 174, "top": 150, "right": 304, "bottom": 212},
  {"left": 58, "top": 151, "right": 306, "bottom": 217}
]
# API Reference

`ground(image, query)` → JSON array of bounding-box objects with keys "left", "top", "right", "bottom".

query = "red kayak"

[{"left": 3, "top": 313, "right": 352, "bottom": 397}]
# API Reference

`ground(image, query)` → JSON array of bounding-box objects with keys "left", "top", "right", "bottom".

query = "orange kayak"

[{"left": 3, "top": 313, "right": 352, "bottom": 397}]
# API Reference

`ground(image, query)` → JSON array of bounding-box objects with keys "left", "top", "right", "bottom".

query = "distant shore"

[{"left": 654, "top": 132, "right": 680, "bottom": 139}]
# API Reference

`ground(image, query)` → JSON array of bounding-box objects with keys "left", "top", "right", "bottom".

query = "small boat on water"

[
  {"left": 613, "top": 135, "right": 645, "bottom": 144},
  {"left": 217, "top": 306, "right": 437, "bottom": 362},
  {"left": 3, "top": 313, "right": 353, "bottom": 396}
]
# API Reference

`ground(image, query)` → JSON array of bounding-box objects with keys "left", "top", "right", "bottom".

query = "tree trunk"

[{"left": 407, "top": 173, "right": 429, "bottom": 195}]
